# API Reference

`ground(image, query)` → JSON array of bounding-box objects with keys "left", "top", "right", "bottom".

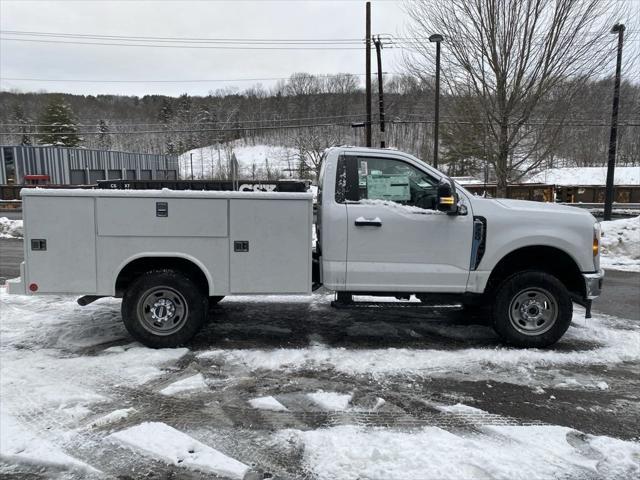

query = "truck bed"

[{"left": 10, "top": 188, "right": 313, "bottom": 297}]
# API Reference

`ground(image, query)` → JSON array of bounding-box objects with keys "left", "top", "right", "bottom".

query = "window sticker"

[{"left": 366, "top": 174, "right": 410, "bottom": 201}]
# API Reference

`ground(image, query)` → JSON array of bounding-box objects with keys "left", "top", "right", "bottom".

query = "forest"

[{"left": 1, "top": 72, "right": 638, "bottom": 182}]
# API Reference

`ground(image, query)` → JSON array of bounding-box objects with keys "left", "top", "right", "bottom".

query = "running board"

[{"left": 331, "top": 300, "right": 461, "bottom": 310}]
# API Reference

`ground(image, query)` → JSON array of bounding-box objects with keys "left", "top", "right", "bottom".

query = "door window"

[{"left": 336, "top": 156, "right": 439, "bottom": 210}]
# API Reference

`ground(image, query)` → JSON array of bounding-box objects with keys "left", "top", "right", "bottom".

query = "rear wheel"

[
  {"left": 122, "top": 269, "right": 207, "bottom": 348},
  {"left": 492, "top": 271, "right": 572, "bottom": 348}
]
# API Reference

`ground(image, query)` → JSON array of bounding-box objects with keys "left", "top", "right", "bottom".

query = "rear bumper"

[{"left": 583, "top": 269, "right": 604, "bottom": 300}]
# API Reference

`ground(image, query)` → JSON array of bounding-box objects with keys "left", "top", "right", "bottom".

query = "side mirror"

[{"left": 437, "top": 178, "right": 458, "bottom": 215}]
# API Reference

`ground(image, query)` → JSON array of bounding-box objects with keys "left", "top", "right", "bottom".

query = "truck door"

[{"left": 340, "top": 154, "right": 473, "bottom": 293}]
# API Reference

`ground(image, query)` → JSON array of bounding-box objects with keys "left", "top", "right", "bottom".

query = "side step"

[{"left": 331, "top": 299, "right": 462, "bottom": 310}]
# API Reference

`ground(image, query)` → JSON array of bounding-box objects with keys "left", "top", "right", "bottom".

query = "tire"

[
  {"left": 121, "top": 269, "right": 207, "bottom": 348},
  {"left": 492, "top": 271, "right": 573, "bottom": 348},
  {"left": 209, "top": 296, "right": 225, "bottom": 305}
]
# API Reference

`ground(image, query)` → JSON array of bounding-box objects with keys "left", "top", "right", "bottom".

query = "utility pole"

[
  {"left": 190, "top": 152, "right": 194, "bottom": 180},
  {"left": 604, "top": 23, "right": 625, "bottom": 221},
  {"left": 365, "top": 1, "right": 372, "bottom": 147},
  {"left": 374, "top": 36, "right": 386, "bottom": 148},
  {"left": 429, "top": 34, "right": 443, "bottom": 169}
]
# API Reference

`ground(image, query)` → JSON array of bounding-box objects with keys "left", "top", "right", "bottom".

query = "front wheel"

[
  {"left": 122, "top": 269, "right": 207, "bottom": 348},
  {"left": 492, "top": 271, "right": 573, "bottom": 348}
]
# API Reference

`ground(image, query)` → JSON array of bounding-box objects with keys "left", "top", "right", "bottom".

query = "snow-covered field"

[
  {"left": 526, "top": 166, "right": 640, "bottom": 185},
  {"left": 179, "top": 142, "right": 299, "bottom": 179},
  {"left": 1, "top": 288, "right": 639, "bottom": 479}
]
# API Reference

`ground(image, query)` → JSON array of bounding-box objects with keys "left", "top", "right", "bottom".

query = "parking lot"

[{"left": 1, "top": 235, "right": 639, "bottom": 479}]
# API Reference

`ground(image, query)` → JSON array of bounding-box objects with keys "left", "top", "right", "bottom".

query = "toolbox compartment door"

[
  {"left": 230, "top": 199, "right": 311, "bottom": 294},
  {"left": 96, "top": 197, "right": 228, "bottom": 237},
  {"left": 24, "top": 196, "right": 97, "bottom": 293}
]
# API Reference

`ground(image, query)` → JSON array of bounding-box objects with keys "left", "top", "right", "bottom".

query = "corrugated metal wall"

[{"left": 0, "top": 146, "right": 178, "bottom": 184}]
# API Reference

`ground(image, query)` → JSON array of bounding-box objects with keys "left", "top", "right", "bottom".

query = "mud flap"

[{"left": 584, "top": 299, "right": 592, "bottom": 319}]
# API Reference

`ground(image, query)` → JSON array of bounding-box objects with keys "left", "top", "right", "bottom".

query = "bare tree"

[
  {"left": 292, "top": 128, "right": 343, "bottom": 180},
  {"left": 325, "top": 73, "right": 360, "bottom": 94},
  {"left": 404, "top": 0, "right": 629, "bottom": 195},
  {"left": 286, "top": 73, "right": 322, "bottom": 96}
]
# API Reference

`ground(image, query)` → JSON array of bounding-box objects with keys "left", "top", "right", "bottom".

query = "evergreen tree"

[
  {"left": 38, "top": 97, "right": 82, "bottom": 147},
  {"left": 97, "top": 120, "right": 111, "bottom": 150},
  {"left": 12, "top": 105, "right": 32, "bottom": 146}
]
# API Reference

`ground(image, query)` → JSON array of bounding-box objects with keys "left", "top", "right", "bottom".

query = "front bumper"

[{"left": 583, "top": 269, "right": 605, "bottom": 300}]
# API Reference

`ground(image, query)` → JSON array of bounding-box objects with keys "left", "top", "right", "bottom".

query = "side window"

[{"left": 357, "top": 157, "right": 439, "bottom": 210}]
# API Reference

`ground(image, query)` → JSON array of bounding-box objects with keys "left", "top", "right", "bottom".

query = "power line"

[
  {"left": 0, "top": 37, "right": 366, "bottom": 50},
  {"left": 0, "top": 73, "right": 376, "bottom": 83},
  {"left": 3, "top": 119, "right": 638, "bottom": 137},
  {"left": 0, "top": 113, "right": 370, "bottom": 128},
  {"left": 0, "top": 30, "right": 367, "bottom": 44}
]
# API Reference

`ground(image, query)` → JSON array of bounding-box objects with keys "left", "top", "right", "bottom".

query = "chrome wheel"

[
  {"left": 137, "top": 286, "right": 189, "bottom": 336},
  {"left": 508, "top": 287, "right": 558, "bottom": 336}
]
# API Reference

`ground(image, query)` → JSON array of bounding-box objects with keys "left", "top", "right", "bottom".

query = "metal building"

[{"left": 0, "top": 145, "right": 179, "bottom": 185}]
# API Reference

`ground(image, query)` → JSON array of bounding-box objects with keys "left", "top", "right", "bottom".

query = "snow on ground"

[
  {"left": 179, "top": 141, "right": 298, "bottom": 179},
  {"left": 526, "top": 166, "right": 640, "bottom": 185},
  {"left": 89, "top": 408, "right": 137, "bottom": 429},
  {"left": 108, "top": 422, "right": 249, "bottom": 479},
  {"left": 200, "top": 309, "right": 640, "bottom": 388},
  {"left": 276, "top": 424, "right": 640, "bottom": 480},
  {"left": 0, "top": 217, "right": 22, "bottom": 238},
  {"left": 249, "top": 395, "right": 289, "bottom": 411},
  {"left": 600, "top": 215, "right": 640, "bottom": 272},
  {"left": 307, "top": 390, "right": 353, "bottom": 411},
  {"left": 2, "top": 287, "right": 639, "bottom": 478},
  {"left": 1, "top": 407, "right": 100, "bottom": 475},
  {"left": 159, "top": 373, "right": 207, "bottom": 396},
  {"left": 0, "top": 289, "right": 188, "bottom": 473}
]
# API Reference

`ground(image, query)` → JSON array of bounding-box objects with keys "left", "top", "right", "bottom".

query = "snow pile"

[
  {"left": 0, "top": 217, "right": 23, "bottom": 239},
  {"left": 307, "top": 390, "right": 353, "bottom": 411},
  {"left": 160, "top": 373, "right": 207, "bottom": 396},
  {"left": 526, "top": 166, "right": 640, "bottom": 185},
  {"left": 600, "top": 216, "right": 640, "bottom": 272},
  {"left": 277, "top": 424, "right": 640, "bottom": 480},
  {"left": 249, "top": 395, "right": 288, "bottom": 411},
  {"left": 109, "top": 422, "right": 249, "bottom": 479},
  {"left": 89, "top": 408, "right": 136, "bottom": 429},
  {"left": 180, "top": 142, "right": 298, "bottom": 179}
]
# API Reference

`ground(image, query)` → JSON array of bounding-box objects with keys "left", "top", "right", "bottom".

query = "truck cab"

[{"left": 8, "top": 146, "right": 604, "bottom": 349}]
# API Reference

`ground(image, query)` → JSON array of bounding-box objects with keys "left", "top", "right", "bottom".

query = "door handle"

[{"left": 354, "top": 216, "right": 382, "bottom": 227}]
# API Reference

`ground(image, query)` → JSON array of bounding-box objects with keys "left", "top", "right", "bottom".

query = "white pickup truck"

[{"left": 8, "top": 146, "right": 604, "bottom": 348}]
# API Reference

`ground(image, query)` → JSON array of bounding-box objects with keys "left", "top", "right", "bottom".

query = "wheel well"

[
  {"left": 486, "top": 246, "right": 585, "bottom": 298},
  {"left": 115, "top": 257, "right": 209, "bottom": 297}
]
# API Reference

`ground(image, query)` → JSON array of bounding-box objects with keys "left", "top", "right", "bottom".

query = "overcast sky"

[
  {"left": 2, "top": 0, "right": 637, "bottom": 98},
  {"left": 0, "top": 0, "right": 410, "bottom": 97}
]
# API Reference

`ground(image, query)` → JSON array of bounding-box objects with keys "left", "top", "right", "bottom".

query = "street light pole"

[
  {"left": 374, "top": 36, "right": 386, "bottom": 148},
  {"left": 429, "top": 34, "right": 443, "bottom": 169},
  {"left": 190, "top": 152, "right": 194, "bottom": 180},
  {"left": 604, "top": 23, "right": 625, "bottom": 221}
]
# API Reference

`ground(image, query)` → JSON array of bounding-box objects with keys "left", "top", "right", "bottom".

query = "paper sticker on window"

[{"left": 366, "top": 174, "right": 410, "bottom": 201}]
